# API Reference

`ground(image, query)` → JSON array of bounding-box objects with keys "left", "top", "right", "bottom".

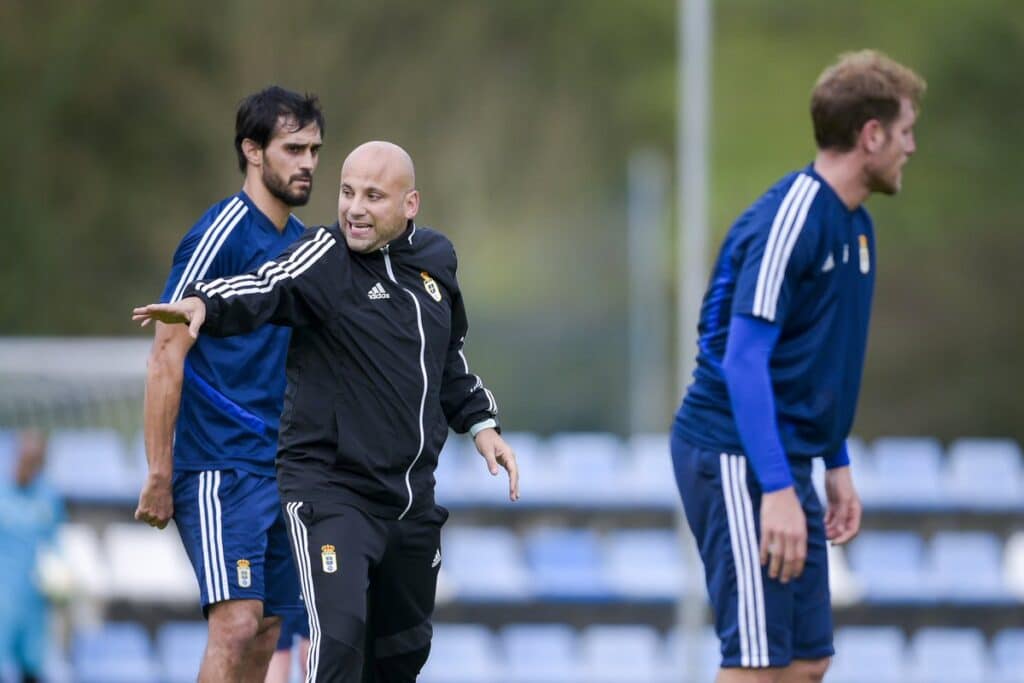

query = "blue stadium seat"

[
  {"left": 524, "top": 528, "right": 611, "bottom": 601},
  {"left": 928, "top": 531, "right": 1008, "bottom": 602},
  {"left": 992, "top": 629, "right": 1024, "bottom": 683},
  {"left": 546, "top": 433, "right": 626, "bottom": 505},
  {"left": 449, "top": 431, "right": 543, "bottom": 507},
  {"left": 945, "top": 438, "right": 1023, "bottom": 508},
  {"left": 501, "top": 624, "right": 579, "bottom": 683},
  {"left": 443, "top": 526, "right": 530, "bottom": 601},
  {"left": 0, "top": 429, "right": 15, "bottom": 482},
  {"left": 580, "top": 625, "right": 662, "bottom": 682},
  {"left": 429, "top": 434, "right": 468, "bottom": 502},
  {"left": 829, "top": 626, "right": 906, "bottom": 683},
  {"left": 662, "top": 626, "right": 721, "bottom": 683},
  {"left": 156, "top": 621, "right": 207, "bottom": 683},
  {"left": 846, "top": 531, "right": 931, "bottom": 602},
  {"left": 909, "top": 627, "right": 989, "bottom": 683},
  {"left": 72, "top": 622, "right": 160, "bottom": 683},
  {"left": 418, "top": 624, "right": 497, "bottom": 683},
  {"left": 868, "top": 437, "right": 945, "bottom": 507},
  {"left": 622, "top": 433, "right": 678, "bottom": 507},
  {"left": 603, "top": 529, "right": 684, "bottom": 600},
  {"left": 45, "top": 428, "right": 135, "bottom": 503}
]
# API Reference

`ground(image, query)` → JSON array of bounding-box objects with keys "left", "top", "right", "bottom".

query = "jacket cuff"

[{"left": 469, "top": 418, "right": 499, "bottom": 439}]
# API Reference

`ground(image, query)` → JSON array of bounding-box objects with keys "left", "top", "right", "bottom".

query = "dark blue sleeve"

[
  {"left": 722, "top": 314, "right": 793, "bottom": 491},
  {"left": 823, "top": 441, "right": 850, "bottom": 469}
]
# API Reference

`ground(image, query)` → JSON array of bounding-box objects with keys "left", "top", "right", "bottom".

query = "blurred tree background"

[{"left": 1, "top": 0, "right": 1020, "bottom": 441}]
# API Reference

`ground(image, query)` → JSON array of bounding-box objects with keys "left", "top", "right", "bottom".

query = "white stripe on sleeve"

[{"left": 170, "top": 198, "right": 247, "bottom": 302}]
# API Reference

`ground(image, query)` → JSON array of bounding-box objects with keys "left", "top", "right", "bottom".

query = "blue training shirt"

[
  {"left": 160, "top": 191, "right": 305, "bottom": 477},
  {"left": 675, "top": 164, "right": 875, "bottom": 464}
]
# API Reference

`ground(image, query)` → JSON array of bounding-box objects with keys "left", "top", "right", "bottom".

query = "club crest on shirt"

[
  {"left": 236, "top": 559, "right": 252, "bottom": 588},
  {"left": 321, "top": 544, "right": 338, "bottom": 574},
  {"left": 421, "top": 271, "right": 442, "bottom": 302},
  {"left": 858, "top": 234, "right": 870, "bottom": 274}
]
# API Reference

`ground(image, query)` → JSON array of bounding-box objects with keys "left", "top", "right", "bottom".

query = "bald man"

[{"left": 133, "top": 141, "right": 518, "bottom": 682}]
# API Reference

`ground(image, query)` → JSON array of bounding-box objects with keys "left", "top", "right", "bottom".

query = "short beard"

[{"left": 263, "top": 165, "right": 312, "bottom": 207}]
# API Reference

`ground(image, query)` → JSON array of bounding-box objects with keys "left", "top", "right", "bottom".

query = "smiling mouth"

[{"left": 347, "top": 221, "right": 373, "bottom": 238}]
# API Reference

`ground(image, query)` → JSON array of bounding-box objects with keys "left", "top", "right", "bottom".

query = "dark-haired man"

[
  {"left": 672, "top": 50, "right": 925, "bottom": 682},
  {"left": 135, "top": 85, "right": 323, "bottom": 682}
]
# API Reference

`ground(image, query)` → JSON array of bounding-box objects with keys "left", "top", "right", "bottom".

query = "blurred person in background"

[
  {"left": 265, "top": 610, "right": 309, "bottom": 683},
  {"left": 671, "top": 50, "right": 925, "bottom": 683},
  {"left": 0, "top": 430, "right": 63, "bottom": 683},
  {"left": 132, "top": 140, "right": 518, "bottom": 682},
  {"left": 134, "top": 86, "right": 322, "bottom": 682}
]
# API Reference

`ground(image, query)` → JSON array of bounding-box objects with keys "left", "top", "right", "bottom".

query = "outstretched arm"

[{"left": 133, "top": 226, "right": 339, "bottom": 338}]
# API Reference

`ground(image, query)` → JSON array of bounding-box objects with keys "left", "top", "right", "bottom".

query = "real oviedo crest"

[
  {"left": 236, "top": 559, "right": 252, "bottom": 588},
  {"left": 321, "top": 544, "right": 338, "bottom": 574},
  {"left": 421, "top": 272, "right": 442, "bottom": 302}
]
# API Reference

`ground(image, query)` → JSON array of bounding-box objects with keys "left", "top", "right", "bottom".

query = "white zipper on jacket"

[{"left": 382, "top": 245, "right": 429, "bottom": 520}]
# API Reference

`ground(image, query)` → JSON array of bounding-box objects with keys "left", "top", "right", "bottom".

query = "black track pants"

[{"left": 283, "top": 500, "right": 448, "bottom": 683}]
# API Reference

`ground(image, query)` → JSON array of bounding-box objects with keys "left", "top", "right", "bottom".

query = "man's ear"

[
  {"left": 404, "top": 189, "right": 421, "bottom": 220},
  {"left": 241, "top": 138, "right": 263, "bottom": 169},
  {"left": 859, "top": 119, "right": 887, "bottom": 154}
]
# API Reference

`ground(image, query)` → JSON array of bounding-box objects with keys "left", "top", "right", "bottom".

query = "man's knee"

[
  {"left": 783, "top": 657, "right": 830, "bottom": 682},
  {"left": 207, "top": 600, "right": 263, "bottom": 652},
  {"left": 252, "top": 615, "right": 282, "bottom": 652}
]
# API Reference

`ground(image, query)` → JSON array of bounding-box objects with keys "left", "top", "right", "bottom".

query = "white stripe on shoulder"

[
  {"left": 764, "top": 179, "right": 819, "bottom": 320},
  {"left": 170, "top": 198, "right": 246, "bottom": 303},
  {"left": 752, "top": 174, "right": 820, "bottom": 321}
]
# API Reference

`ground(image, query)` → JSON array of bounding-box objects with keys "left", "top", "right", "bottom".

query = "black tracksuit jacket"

[{"left": 183, "top": 221, "right": 498, "bottom": 519}]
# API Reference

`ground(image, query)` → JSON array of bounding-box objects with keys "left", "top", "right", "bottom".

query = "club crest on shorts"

[
  {"left": 858, "top": 234, "right": 870, "bottom": 274},
  {"left": 321, "top": 544, "right": 338, "bottom": 574},
  {"left": 421, "top": 271, "right": 442, "bottom": 302},
  {"left": 236, "top": 559, "right": 252, "bottom": 588}
]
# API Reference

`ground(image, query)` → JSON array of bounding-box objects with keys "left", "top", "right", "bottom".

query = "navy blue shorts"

[
  {"left": 671, "top": 434, "right": 834, "bottom": 668},
  {"left": 173, "top": 468, "right": 302, "bottom": 618},
  {"left": 276, "top": 605, "right": 311, "bottom": 650}
]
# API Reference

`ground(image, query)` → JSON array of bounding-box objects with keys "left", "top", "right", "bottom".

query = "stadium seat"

[
  {"left": 662, "top": 626, "right": 721, "bottom": 683},
  {"left": 826, "top": 543, "right": 864, "bottom": 606},
  {"left": 418, "top": 624, "right": 498, "bottom": 683},
  {"left": 579, "top": 625, "right": 663, "bottom": 683},
  {"left": 45, "top": 428, "right": 135, "bottom": 503},
  {"left": 603, "top": 529, "right": 684, "bottom": 600},
  {"left": 0, "top": 429, "right": 15, "bottom": 481},
  {"left": 501, "top": 623, "right": 579, "bottom": 683},
  {"left": 442, "top": 526, "right": 530, "bottom": 601},
  {"left": 846, "top": 531, "right": 931, "bottom": 602},
  {"left": 928, "top": 531, "right": 1008, "bottom": 602},
  {"left": 829, "top": 626, "right": 906, "bottom": 683},
  {"left": 448, "top": 431, "right": 543, "bottom": 507},
  {"left": 909, "top": 627, "right": 989, "bottom": 683},
  {"left": 545, "top": 433, "right": 626, "bottom": 505},
  {"left": 524, "top": 527, "right": 611, "bottom": 601},
  {"left": 56, "top": 523, "right": 110, "bottom": 599},
  {"left": 433, "top": 433, "right": 470, "bottom": 502},
  {"left": 72, "top": 622, "right": 161, "bottom": 683},
  {"left": 1005, "top": 532, "right": 1024, "bottom": 599},
  {"left": 991, "top": 629, "right": 1024, "bottom": 683},
  {"left": 621, "top": 433, "right": 678, "bottom": 507},
  {"left": 103, "top": 522, "right": 198, "bottom": 602},
  {"left": 945, "top": 438, "right": 1023, "bottom": 508},
  {"left": 157, "top": 621, "right": 208, "bottom": 683},
  {"left": 867, "top": 437, "right": 944, "bottom": 507}
]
